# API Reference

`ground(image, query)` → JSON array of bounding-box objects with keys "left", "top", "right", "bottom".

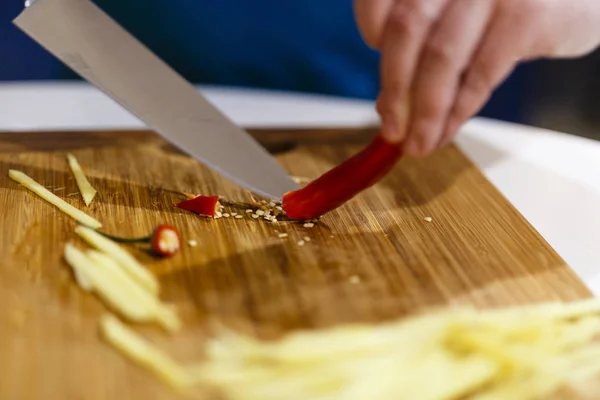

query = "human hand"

[{"left": 354, "top": 0, "right": 600, "bottom": 156}]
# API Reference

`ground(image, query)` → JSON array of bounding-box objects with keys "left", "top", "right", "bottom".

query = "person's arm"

[{"left": 354, "top": 0, "right": 600, "bottom": 157}]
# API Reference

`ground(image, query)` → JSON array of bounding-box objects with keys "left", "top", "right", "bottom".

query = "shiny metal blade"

[{"left": 14, "top": 0, "right": 299, "bottom": 199}]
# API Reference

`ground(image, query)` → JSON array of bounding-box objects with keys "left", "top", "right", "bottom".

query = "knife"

[{"left": 13, "top": 0, "right": 299, "bottom": 200}]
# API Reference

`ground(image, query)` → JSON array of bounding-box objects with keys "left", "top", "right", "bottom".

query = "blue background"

[{"left": 1, "top": 0, "right": 532, "bottom": 122}]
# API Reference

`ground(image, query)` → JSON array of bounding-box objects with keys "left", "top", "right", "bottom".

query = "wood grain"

[{"left": 0, "top": 129, "right": 590, "bottom": 400}]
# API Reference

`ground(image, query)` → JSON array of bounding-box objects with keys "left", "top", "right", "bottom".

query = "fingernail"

[
  {"left": 439, "top": 119, "right": 461, "bottom": 148},
  {"left": 381, "top": 103, "right": 410, "bottom": 143},
  {"left": 381, "top": 113, "right": 401, "bottom": 142},
  {"left": 405, "top": 140, "right": 422, "bottom": 157},
  {"left": 439, "top": 134, "right": 454, "bottom": 148}
]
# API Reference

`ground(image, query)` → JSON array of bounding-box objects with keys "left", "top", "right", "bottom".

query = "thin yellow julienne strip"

[
  {"left": 87, "top": 250, "right": 180, "bottom": 333},
  {"left": 64, "top": 243, "right": 95, "bottom": 292},
  {"left": 100, "top": 314, "right": 192, "bottom": 391},
  {"left": 67, "top": 153, "right": 97, "bottom": 206},
  {"left": 75, "top": 225, "right": 159, "bottom": 295},
  {"left": 73, "top": 268, "right": 94, "bottom": 292},
  {"left": 9, "top": 169, "right": 102, "bottom": 229},
  {"left": 64, "top": 243, "right": 157, "bottom": 323},
  {"left": 190, "top": 301, "right": 600, "bottom": 400}
]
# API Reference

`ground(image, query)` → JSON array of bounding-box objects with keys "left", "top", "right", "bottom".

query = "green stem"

[{"left": 77, "top": 223, "right": 151, "bottom": 243}]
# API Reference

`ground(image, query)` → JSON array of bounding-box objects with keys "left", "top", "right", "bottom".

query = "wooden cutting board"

[{"left": 0, "top": 128, "right": 590, "bottom": 400}]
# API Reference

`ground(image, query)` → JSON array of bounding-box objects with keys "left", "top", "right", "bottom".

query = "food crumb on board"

[
  {"left": 303, "top": 222, "right": 315, "bottom": 228},
  {"left": 330, "top": 235, "right": 334, "bottom": 239},
  {"left": 349, "top": 275, "right": 361, "bottom": 284},
  {"left": 188, "top": 240, "right": 198, "bottom": 247},
  {"left": 246, "top": 209, "right": 253, "bottom": 213},
  {"left": 234, "top": 215, "right": 243, "bottom": 219},
  {"left": 297, "top": 240, "right": 305, "bottom": 247},
  {"left": 251, "top": 214, "right": 259, "bottom": 219},
  {"left": 303, "top": 236, "right": 311, "bottom": 242},
  {"left": 424, "top": 217, "right": 433, "bottom": 222},
  {"left": 278, "top": 233, "right": 288, "bottom": 239},
  {"left": 223, "top": 213, "right": 230, "bottom": 218},
  {"left": 291, "top": 175, "right": 311, "bottom": 184}
]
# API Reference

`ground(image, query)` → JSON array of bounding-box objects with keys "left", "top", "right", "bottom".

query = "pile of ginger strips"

[{"left": 9, "top": 157, "right": 600, "bottom": 400}]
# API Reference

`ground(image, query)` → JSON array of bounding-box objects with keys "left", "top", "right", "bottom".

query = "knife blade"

[{"left": 13, "top": 0, "right": 300, "bottom": 200}]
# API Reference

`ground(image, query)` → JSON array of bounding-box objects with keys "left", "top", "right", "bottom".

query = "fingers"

[
  {"left": 402, "top": 0, "right": 494, "bottom": 156},
  {"left": 377, "top": 0, "right": 449, "bottom": 143},
  {"left": 353, "top": 0, "right": 395, "bottom": 48},
  {"left": 438, "top": 7, "right": 531, "bottom": 148}
]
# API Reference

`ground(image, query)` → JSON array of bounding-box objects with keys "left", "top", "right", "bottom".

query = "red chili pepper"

[
  {"left": 282, "top": 135, "right": 402, "bottom": 220},
  {"left": 86, "top": 224, "right": 182, "bottom": 258},
  {"left": 174, "top": 195, "right": 221, "bottom": 217},
  {"left": 150, "top": 225, "right": 181, "bottom": 257}
]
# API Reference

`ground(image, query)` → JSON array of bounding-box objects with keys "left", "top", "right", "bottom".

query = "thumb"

[{"left": 353, "top": 0, "right": 395, "bottom": 48}]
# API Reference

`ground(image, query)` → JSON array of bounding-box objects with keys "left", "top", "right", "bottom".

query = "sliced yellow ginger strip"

[
  {"left": 64, "top": 244, "right": 177, "bottom": 331},
  {"left": 75, "top": 225, "right": 159, "bottom": 295},
  {"left": 73, "top": 268, "right": 94, "bottom": 292},
  {"left": 64, "top": 242, "right": 96, "bottom": 292},
  {"left": 66, "top": 153, "right": 97, "bottom": 206},
  {"left": 87, "top": 250, "right": 179, "bottom": 333},
  {"left": 100, "top": 314, "right": 192, "bottom": 390},
  {"left": 64, "top": 243, "right": 159, "bottom": 325},
  {"left": 9, "top": 169, "right": 101, "bottom": 229},
  {"left": 190, "top": 298, "right": 600, "bottom": 400}
]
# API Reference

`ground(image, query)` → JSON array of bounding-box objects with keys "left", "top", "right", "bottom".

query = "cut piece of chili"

[
  {"left": 282, "top": 135, "right": 402, "bottom": 220},
  {"left": 151, "top": 225, "right": 181, "bottom": 257},
  {"left": 88, "top": 224, "right": 182, "bottom": 258},
  {"left": 174, "top": 195, "right": 221, "bottom": 217}
]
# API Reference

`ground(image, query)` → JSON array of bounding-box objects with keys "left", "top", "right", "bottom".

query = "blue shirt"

[{"left": 1, "top": 0, "right": 530, "bottom": 121}]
